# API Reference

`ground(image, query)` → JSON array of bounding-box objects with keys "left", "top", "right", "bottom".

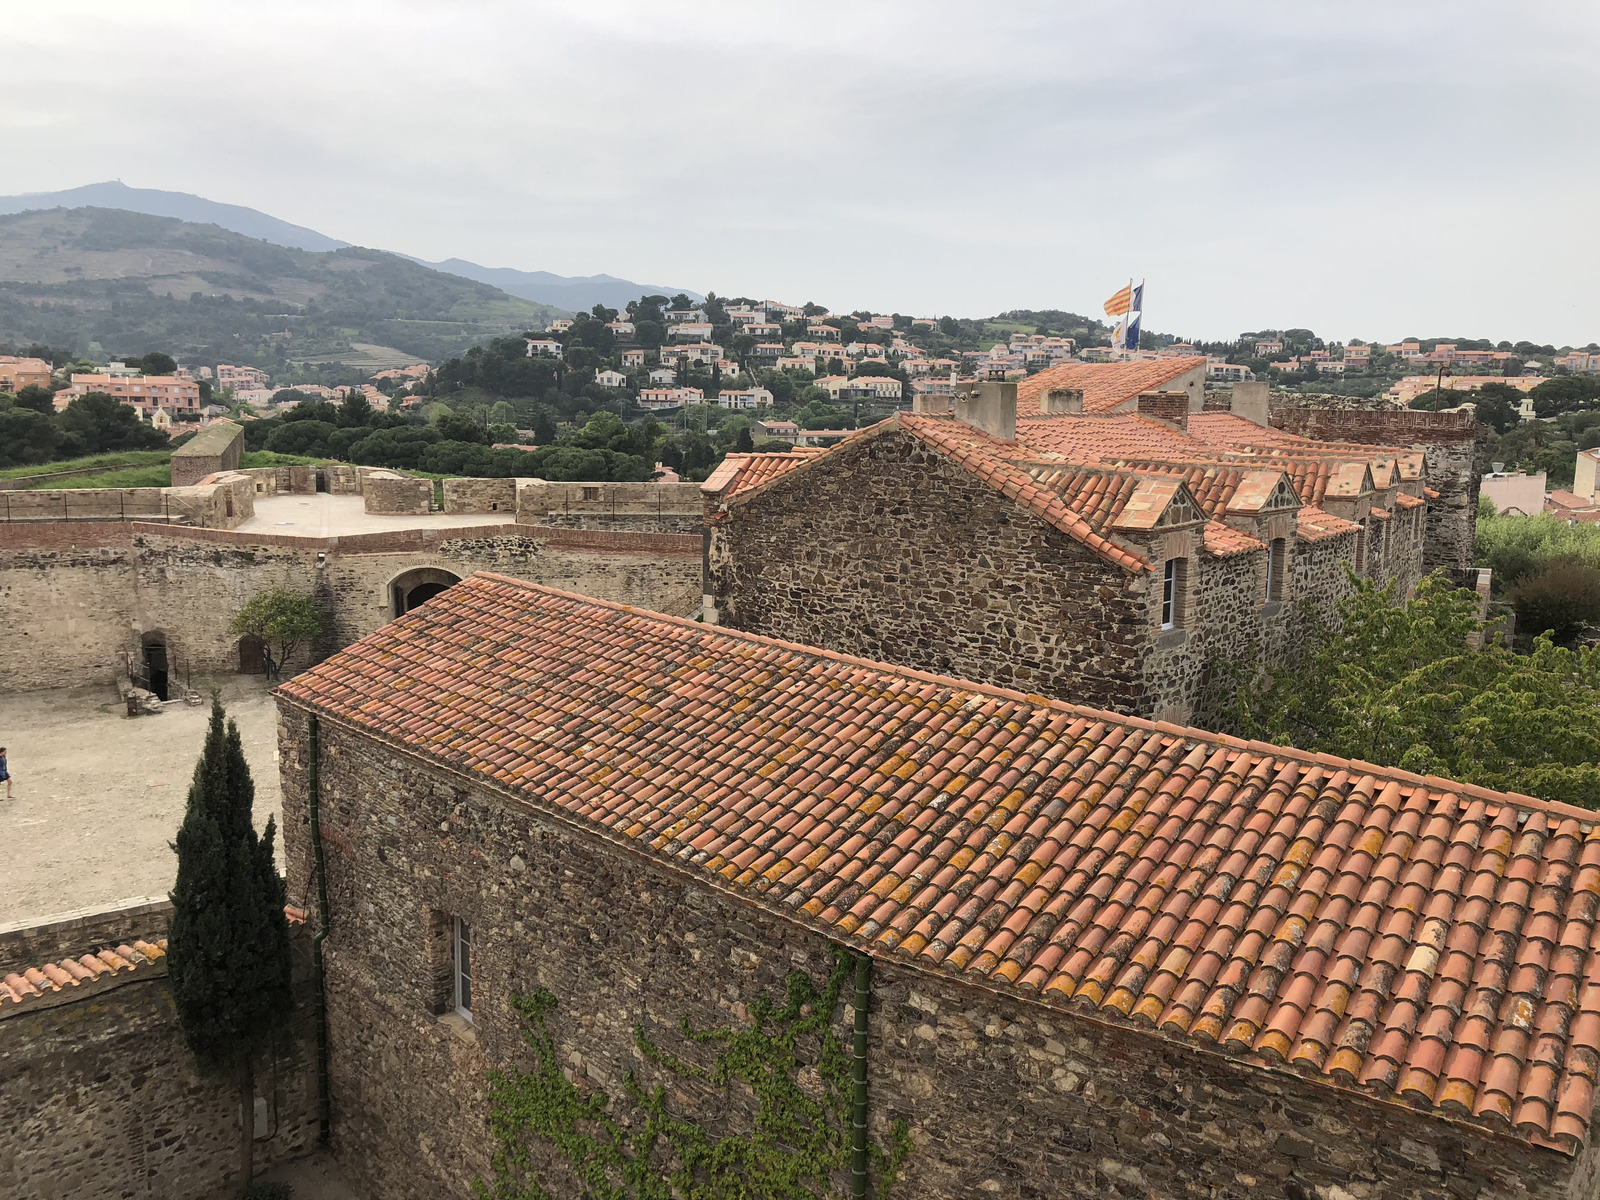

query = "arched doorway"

[{"left": 389, "top": 567, "right": 463, "bottom": 619}]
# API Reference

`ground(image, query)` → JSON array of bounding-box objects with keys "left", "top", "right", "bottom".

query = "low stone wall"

[
  {"left": 0, "top": 900, "right": 320, "bottom": 1200},
  {"left": 235, "top": 465, "right": 318, "bottom": 497},
  {"left": 0, "top": 895, "right": 171, "bottom": 975},
  {"left": 516, "top": 480, "right": 704, "bottom": 529},
  {"left": 364, "top": 472, "right": 432, "bottom": 515},
  {"left": 0, "top": 475, "right": 254, "bottom": 529},
  {"left": 443, "top": 476, "right": 518, "bottom": 514}
]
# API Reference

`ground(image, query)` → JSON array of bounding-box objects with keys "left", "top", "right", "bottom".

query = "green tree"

[
  {"left": 338, "top": 390, "right": 373, "bottom": 428},
  {"left": 57, "top": 392, "right": 169, "bottom": 453},
  {"left": 138, "top": 351, "right": 178, "bottom": 376},
  {"left": 227, "top": 588, "right": 324, "bottom": 681},
  {"left": 735, "top": 425, "right": 755, "bottom": 453},
  {"left": 167, "top": 700, "right": 293, "bottom": 1196},
  {"left": 14, "top": 383, "right": 56, "bottom": 415},
  {"left": 1214, "top": 572, "right": 1600, "bottom": 807},
  {"left": 0, "top": 408, "right": 64, "bottom": 466},
  {"left": 435, "top": 409, "right": 491, "bottom": 444}
]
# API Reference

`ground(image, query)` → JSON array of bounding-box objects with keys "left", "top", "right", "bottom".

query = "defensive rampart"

[{"left": 0, "top": 518, "right": 703, "bottom": 691}]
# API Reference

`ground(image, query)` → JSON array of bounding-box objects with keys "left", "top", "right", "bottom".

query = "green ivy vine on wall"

[{"left": 473, "top": 946, "right": 912, "bottom": 1200}]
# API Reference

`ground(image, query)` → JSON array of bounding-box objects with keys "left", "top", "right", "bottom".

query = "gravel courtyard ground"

[{"left": 0, "top": 674, "right": 284, "bottom": 928}]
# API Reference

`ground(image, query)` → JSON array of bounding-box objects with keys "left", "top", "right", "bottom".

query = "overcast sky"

[{"left": 7, "top": 1, "right": 1598, "bottom": 344}]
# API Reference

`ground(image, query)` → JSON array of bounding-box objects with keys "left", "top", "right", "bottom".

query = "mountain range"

[
  {"left": 0, "top": 181, "right": 701, "bottom": 313},
  {"left": 0, "top": 206, "right": 561, "bottom": 372}
]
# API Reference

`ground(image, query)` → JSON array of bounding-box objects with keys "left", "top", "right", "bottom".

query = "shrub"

[{"left": 1507, "top": 559, "right": 1600, "bottom": 637}]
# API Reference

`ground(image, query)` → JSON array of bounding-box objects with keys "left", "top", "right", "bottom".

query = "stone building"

[
  {"left": 703, "top": 371, "right": 1434, "bottom": 724},
  {"left": 275, "top": 575, "right": 1600, "bottom": 1200},
  {"left": 168, "top": 418, "right": 243, "bottom": 487}
]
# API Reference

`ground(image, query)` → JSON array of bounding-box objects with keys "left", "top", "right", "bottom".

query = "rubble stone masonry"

[
  {"left": 1270, "top": 407, "right": 1480, "bottom": 570},
  {"left": 275, "top": 706, "right": 1600, "bottom": 1200},
  {"left": 707, "top": 429, "right": 1157, "bottom": 715},
  {"left": 0, "top": 904, "right": 319, "bottom": 1200},
  {"left": 0, "top": 521, "right": 701, "bottom": 691}
]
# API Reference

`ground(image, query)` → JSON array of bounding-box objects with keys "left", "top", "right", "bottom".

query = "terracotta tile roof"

[
  {"left": 1549, "top": 491, "right": 1598, "bottom": 511},
  {"left": 1395, "top": 492, "right": 1425, "bottom": 510},
  {"left": 1016, "top": 358, "right": 1207, "bottom": 416},
  {"left": 1187, "top": 413, "right": 1424, "bottom": 482},
  {"left": 279, "top": 575, "right": 1600, "bottom": 1152},
  {"left": 1016, "top": 413, "right": 1199, "bottom": 462},
  {"left": 701, "top": 450, "right": 827, "bottom": 498},
  {"left": 1296, "top": 506, "right": 1361, "bottom": 541},
  {"left": 1203, "top": 520, "right": 1265, "bottom": 557},
  {"left": 1, "top": 939, "right": 168, "bottom": 1013}
]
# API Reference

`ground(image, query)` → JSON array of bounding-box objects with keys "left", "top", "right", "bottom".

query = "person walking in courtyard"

[{"left": 0, "top": 747, "right": 11, "bottom": 799}]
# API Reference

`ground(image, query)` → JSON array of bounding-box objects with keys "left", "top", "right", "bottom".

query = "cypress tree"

[{"left": 168, "top": 699, "right": 294, "bottom": 1195}]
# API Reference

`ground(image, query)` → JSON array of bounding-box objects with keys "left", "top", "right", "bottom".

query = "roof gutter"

[{"left": 308, "top": 714, "right": 332, "bottom": 1143}]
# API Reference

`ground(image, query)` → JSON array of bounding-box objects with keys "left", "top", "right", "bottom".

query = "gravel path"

[{"left": 0, "top": 675, "right": 284, "bottom": 928}]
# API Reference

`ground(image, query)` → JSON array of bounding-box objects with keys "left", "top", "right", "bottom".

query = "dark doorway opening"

[
  {"left": 403, "top": 582, "right": 451, "bottom": 612},
  {"left": 315, "top": 469, "right": 328, "bottom": 493},
  {"left": 239, "top": 636, "right": 266, "bottom": 674},
  {"left": 143, "top": 637, "right": 170, "bottom": 701}
]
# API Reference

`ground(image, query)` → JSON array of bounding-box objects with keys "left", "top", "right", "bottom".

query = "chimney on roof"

[
  {"left": 912, "top": 393, "right": 951, "bottom": 415},
  {"left": 954, "top": 376, "right": 1017, "bottom": 441},
  {"left": 1136, "top": 391, "right": 1189, "bottom": 433},
  {"left": 1231, "top": 379, "right": 1269, "bottom": 426},
  {"left": 1040, "top": 388, "right": 1083, "bottom": 415}
]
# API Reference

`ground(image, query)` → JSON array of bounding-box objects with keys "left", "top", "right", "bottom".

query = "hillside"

[
  {"left": 409, "top": 257, "right": 703, "bottom": 311},
  {"left": 0, "top": 207, "right": 563, "bottom": 370},
  {"left": 0, "top": 181, "right": 348, "bottom": 252}
]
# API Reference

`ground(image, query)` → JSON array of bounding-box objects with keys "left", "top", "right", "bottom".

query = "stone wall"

[
  {"left": 708, "top": 427, "right": 1156, "bottom": 715},
  {"left": 518, "top": 480, "right": 705, "bottom": 534},
  {"left": 276, "top": 708, "right": 1598, "bottom": 1200},
  {"left": 444, "top": 476, "right": 519, "bottom": 514},
  {"left": 363, "top": 471, "right": 432, "bottom": 515},
  {"left": 0, "top": 896, "right": 171, "bottom": 975},
  {"left": 1270, "top": 408, "right": 1480, "bottom": 570},
  {"left": 0, "top": 474, "right": 253, "bottom": 529},
  {"left": 0, "top": 901, "right": 320, "bottom": 1200},
  {"left": 0, "top": 521, "right": 702, "bottom": 691}
]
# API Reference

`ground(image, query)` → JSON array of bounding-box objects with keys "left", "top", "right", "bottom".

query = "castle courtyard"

[{"left": 0, "top": 674, "right": 283, "bottom": 928}]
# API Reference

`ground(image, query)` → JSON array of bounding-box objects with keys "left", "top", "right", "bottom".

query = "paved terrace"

[{"left": 233, "top": 493, "right": 518, "bottom": 537}]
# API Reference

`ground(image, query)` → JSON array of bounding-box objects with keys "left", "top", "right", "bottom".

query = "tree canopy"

[{"left": 1213, "top": 572, "right": 1600, "bottom": 809}]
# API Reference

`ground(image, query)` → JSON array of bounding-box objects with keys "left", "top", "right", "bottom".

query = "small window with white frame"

[
  {"left": 453, "top": 916, "right": 473, "bottom": 1020},
  {"left": 1161, "top": 558, "right": 1186, "bottom": 630}
]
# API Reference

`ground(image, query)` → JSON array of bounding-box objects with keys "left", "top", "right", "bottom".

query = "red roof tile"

[
  {"left": 1017, "top": 358, "right": 1206, "bottom": 416},
  {"left": 0, "top": 939, "right": 168, "bottom": 1012},
  {"left": 702, "top": 450, "right": 828, "bottom": 498},
  {"left": 279, "top": 575, "right": 1600, "bottom": 1152}
]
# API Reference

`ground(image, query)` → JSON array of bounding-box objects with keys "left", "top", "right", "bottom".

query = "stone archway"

[{"left": 388, "top": 567, "right": 463, "bottom": 619}]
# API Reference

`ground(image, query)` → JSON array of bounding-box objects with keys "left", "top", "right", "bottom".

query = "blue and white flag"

[{"left": 1125, "top": 283, "right": 1144, "bottom": 350}]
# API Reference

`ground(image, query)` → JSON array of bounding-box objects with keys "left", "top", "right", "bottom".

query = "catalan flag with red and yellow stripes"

[{"left": 1103, "top": 283, "right": 1134, "bottom": 317}]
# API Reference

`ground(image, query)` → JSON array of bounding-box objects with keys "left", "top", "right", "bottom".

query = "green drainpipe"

[
  {"left": 851, "top": 952, "right": 872, "bottom": 1200},
  {"left": 308, "top": 715, "right": 332, "bottom": 1143}
]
